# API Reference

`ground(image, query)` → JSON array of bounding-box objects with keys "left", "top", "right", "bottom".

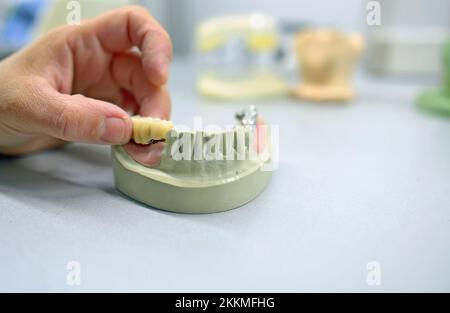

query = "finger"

[
  {"left": 111, "top": 52, "right": 170, "bottom": 166},
  {"left": 124, "top": 141, "right": 165, "bottom": 167},
  {"left": 85, "top": 6, "right": 173, "bottom": 86},
  {"left": 111, "top": 52, "right": 171, "bottom": 119},
  {"left": 51, "top": 94, "right": 133, "bottom": 144},
  {"left": 139, "top": 85, "right": 171, "bottom": 119},
  {"left": 121, "top": 89, "right": 139, "bottom": 115},
  {"left": 9, "top": 78, "right": 133, "bottom": 145}
]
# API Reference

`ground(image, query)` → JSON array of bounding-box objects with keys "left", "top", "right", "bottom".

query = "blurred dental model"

[
  {"left": 292, "top": 29, "right": 364, "bottom": 102},
  {"left": 195, "top": 14, "right": 288, "bottom": 101}
]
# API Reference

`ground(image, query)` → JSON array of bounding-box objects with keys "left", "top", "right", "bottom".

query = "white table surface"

[{"left": 1, "top": 59, "right": 449, "bottom": 292}]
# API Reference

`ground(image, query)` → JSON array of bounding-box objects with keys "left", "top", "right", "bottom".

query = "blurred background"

[{"left": 1, "top": 0, "right": 448, "bottom": 75}]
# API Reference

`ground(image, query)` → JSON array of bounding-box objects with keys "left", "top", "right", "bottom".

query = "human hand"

[{"left": 0, "top": 6, "right": 171, "bottom": 165}]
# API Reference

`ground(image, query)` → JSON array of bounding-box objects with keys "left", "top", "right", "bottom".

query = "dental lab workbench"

[{"left": 1, "top": 59, "right": 449, "bottom": 292}]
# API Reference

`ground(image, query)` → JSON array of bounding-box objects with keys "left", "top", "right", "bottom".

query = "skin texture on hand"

[{"left": 0, "top": 6, "right": 172, "bottom": 166}]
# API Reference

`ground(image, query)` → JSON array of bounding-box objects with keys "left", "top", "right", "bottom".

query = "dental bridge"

[{"left": 112, "top": 106, "right": 274, "bottom": 213}]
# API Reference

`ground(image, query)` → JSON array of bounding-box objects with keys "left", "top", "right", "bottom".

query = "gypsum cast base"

[{"left": 112, "top": 107, "right": 273, "bottom": 214}]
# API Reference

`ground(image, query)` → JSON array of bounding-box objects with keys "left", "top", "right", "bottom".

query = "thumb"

[
  {"left": 23, "top": 84, "right": 133, "bottom": 144},
  {"left": 49, "top": 93, "right": 133, "bottom": 144}
]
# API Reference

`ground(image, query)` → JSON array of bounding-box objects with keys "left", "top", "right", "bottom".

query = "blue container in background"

[{"left": 0, "top": 0, "right": 48, "bottom": 57}]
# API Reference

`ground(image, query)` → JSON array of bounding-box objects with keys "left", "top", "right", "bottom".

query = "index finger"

[{"left": 84, "top": 6, "right": 172, "bottom": 86}]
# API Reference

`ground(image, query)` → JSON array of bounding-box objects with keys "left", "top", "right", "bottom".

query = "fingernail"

[
  {"left": 155, "top": 55, "right": 170, "bottom": 81},
  {"left": 100, "top": 117, "right": 127, "bottom": 144}
]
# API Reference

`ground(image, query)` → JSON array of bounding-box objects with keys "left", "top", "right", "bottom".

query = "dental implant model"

[
  {"left": 131, "top": 116, "right": 173, "bottom": 144},
  {"left": 112, "top": 107, "right": 274, "bottom": 214},
  {"left": 293, "top": 29, "right": 364, "bottom": 102}
]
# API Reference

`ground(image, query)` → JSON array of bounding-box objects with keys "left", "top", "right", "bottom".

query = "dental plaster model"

[
  {"left": 417, "top": 40, "right": 450, "bottom": 116},
  {"left": 112, "top": 107, "right": 273, "bottom": 214},
  {"left": 195, "top": 14, "right": 288, "bottom": 100},
  {"left": 293, "top": 29, "right": 364, "bottom": 102}
]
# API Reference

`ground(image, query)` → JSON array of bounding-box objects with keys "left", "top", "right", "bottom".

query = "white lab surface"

[{"left": 0, "top": 60, "right": 449, "bottom": 292}]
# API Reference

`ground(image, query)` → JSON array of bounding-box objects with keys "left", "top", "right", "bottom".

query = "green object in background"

[
  {"left": 417, "top": 90, "right": 450, "bottom": 115},
  {"left": 445, "top": 40, "right": 450, "bottom": 95},
  {"left": 417, "top": 40, "right": 450, "bottom": 116}
]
